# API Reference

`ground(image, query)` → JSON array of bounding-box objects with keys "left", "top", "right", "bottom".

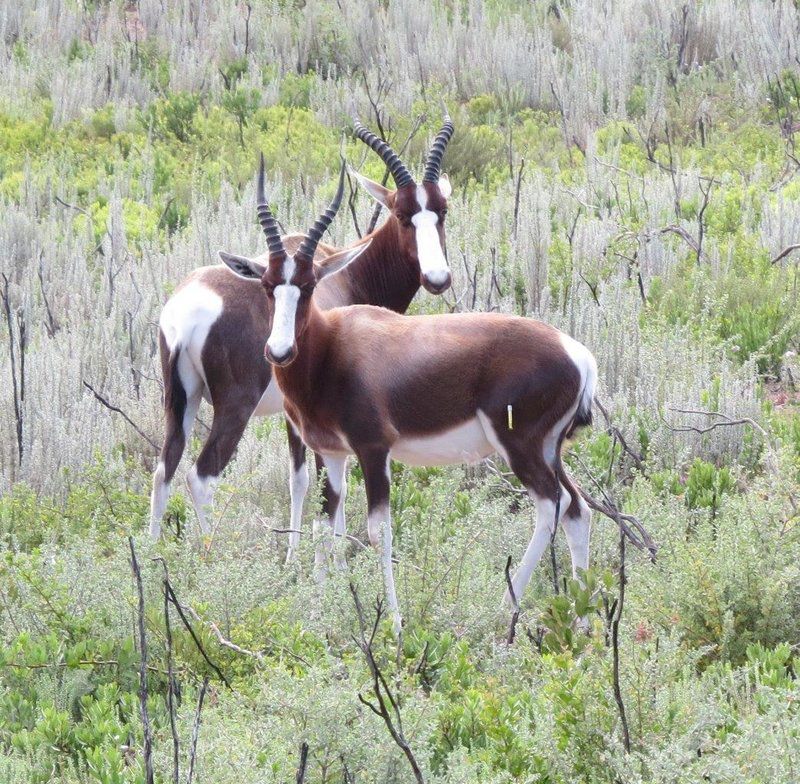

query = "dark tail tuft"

[
  {"left": 165, "top": 347, "right": 187, "bottom": 432},
  {"left": 159, "top": 332, "right": 187, "bottom": 483},
  {"left": 567, "top": 404, "right": 593, "bottom": 437}
]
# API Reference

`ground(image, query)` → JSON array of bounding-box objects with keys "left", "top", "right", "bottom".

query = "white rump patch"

[
  {"left": 391, "top": 417, "right": 494, "bottom": 466},
  {"left": 412, "top": 186, "right": 449, "bottom": 286},
  {"left": 559, "top": 332, "right": 598, "bottom": 418},
  {"left": 159, "top": 280, "right": 223, "bottom": 353},
  {"left": 267, "top": 284, "right": 300, "bottom": 358},
  {"left": 539, "top": 333, "right": 598, "bottom": 465},
  {"left": 159, "top": 280, "right": 224, "bottom": 396}
]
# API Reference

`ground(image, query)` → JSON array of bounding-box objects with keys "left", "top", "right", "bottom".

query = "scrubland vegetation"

[{"left": 1, "top": 1, "right": 800, "bottom": 781}]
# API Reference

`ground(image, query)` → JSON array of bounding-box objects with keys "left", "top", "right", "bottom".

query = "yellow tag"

[{"left": 507, "top": 404, "right": 513, "bottom": 430}]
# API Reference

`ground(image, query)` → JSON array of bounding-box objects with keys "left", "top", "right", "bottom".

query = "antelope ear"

[
  {"left": 315, "top": 239, "right": 373, "bottom": 281},
  {"left": 349, "top": 167, "right": 392, "bottom": 208},
  {"left": 219, "top": 251, "right": 266, "bottom": 279},
  {"left": 437, "top": 173, "right": 452, "bottom": 199}
]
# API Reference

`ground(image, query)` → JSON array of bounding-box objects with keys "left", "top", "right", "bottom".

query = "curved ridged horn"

[
  {"left": 353, "top": 119, "right": 414, "bottom": 189},
  {"left": 256, "top": 153, "right": 286, "bottom": 258},
  {"left": 296, "top": 159, "right": 346, "bottom": 261},
  {"left": 422, "top": 114, "right": 454, "bottom": 183}
]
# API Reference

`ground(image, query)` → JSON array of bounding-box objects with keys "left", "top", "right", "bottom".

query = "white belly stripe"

[{"left": 390, "top": 416, "right": 495, "bottom": 466}]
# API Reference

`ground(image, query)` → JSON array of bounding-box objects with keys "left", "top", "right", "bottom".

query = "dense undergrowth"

[{"left": 1, "top": 1, "right": 800, "bottom": 782}]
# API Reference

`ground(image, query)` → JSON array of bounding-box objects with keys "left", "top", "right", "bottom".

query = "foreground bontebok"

[
  {"left": 222, "top": 157, "right": 599, "bottom": 634},
  {"left": 149, "top": 118, "right": 455, "bottom": 560}
]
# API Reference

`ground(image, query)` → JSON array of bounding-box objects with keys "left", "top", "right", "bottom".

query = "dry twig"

[
  {"left": 186, "top": 678, "right": 209, "bottom": 784},
  {"left": 295, "top": 741, "right": 310, "bottom": 784},
  {"left": 504, "top": 556, "right": 520, "bottom": 644},
  {"left": 350, "top": 584, "right": 425, "bottom": 783},
  {"left": 128, "top": 538, "right": 154, "bottom": 784},
  {"left": 83, "top": 380, "right": 159, "bottom": 451}
]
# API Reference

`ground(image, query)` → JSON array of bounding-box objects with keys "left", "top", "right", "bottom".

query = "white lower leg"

[
  {"left": 561, "top": 496, "right": 592, "bottom": 632},
  {"left": 505, "top": 490, "right": 565, "bottom": 607},
  {"left": 369, "top": 506, "right": 401, "bottom": 635},
  {"left": 286, "top": 459, "right": 309, "bottom": 564},
  {"left": 187, "top": 465, "right": 217, "bottom": 535},
  {"left": 312, "top": 456, "right": 348, "bottom": 575},
  {"left": 561, "top": 498, "right": 591, "bottom": 579},
  {"left": 325, "top": 456, "right": 348, "bottom": 568},
  {"left": 149, "top": 462, "right": 169, "bottom": 539}
]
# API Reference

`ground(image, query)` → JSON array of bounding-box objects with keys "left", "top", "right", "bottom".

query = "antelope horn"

[
  {"left": 296, "top": 158, "right": 346, "bottom": 261},
  {"left": 352, "top": 119, "right": 414, "bottom": 189},
  {"left": 422, "top": 113, "right": 454, "bottom": 183},
  {"left": 255, "top": 153, "right": 286, "bottom": 258}
]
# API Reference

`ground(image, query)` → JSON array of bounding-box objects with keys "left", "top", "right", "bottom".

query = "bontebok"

[
  {"left": 150, "top": 117, "right": 455, "bottom": 560},
  {"left": 222, "top": 157, "right": 599, "bottom": 635}
]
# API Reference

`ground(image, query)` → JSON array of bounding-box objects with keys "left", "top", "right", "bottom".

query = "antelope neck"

[{"left": 335, "top": 218, "right": 419, "bottom": 313}]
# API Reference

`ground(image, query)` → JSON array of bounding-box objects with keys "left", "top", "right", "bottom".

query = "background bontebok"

[{"left": 1, "top": 2, "right": 799, "bottom": 783}]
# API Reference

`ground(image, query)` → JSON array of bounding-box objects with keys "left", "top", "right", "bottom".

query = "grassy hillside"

[{"left": 1, "top": 1, "right": 799, "bottom": 782}]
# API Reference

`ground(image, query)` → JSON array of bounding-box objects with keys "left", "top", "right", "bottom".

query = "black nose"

[
  {"left": 265, "top": 346, "right": 296, "bottom": 366},
  {"left": 422, "top": 272, "right": 452, "bottom": 294}
]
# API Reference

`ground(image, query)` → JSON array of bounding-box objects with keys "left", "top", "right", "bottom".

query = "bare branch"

[
  {"left": 128, "top": 537, "right": 154, "bottom": 784},
  {"left": 610, "top": 524, "right": 631, "bottom": 752},
  {"left": 186, "top": 678, "right": 209, "bottom": 784},
  {"left": 1, "top": 273, "right": 25, "bottom": 467},
  {"left": 349, "top": 583, "right": 425, "bottom": 783},
  {"left": 54, "top": 194, "right": 92, "bottom": 218},
  {"left": 82, "top": 380, "right": 159, "bottom": 451},
  {"left": 164, "top": 581, "right": 231, "bottom": 689},
  {"left": 154, "top": 558, "right": 180, "bottom": 784},
  {"left": 504, "top": 555, "right": 520, "bottom": 644},
  {"left": 295, "top": 741, "right": 309, "bottom": 784},
  {"left": 37, "top": 253, "right": 59, "bottom": 337},
  {"left": 595, "top": 399, "right": 646, "bottom": 474},
  {"left": 771, "top": 243, "right": 800, "bottom": 265}
]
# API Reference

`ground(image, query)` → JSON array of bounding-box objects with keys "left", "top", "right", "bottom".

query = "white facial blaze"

[
  {"left": 267, "top": 284, "right": 300, "bottom": 358},
  {"left": 412, "top": 185, "right": 449, "bottom": 286}
]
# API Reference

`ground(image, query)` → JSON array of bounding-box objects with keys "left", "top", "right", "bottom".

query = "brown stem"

[
  {"left": 129, "top": 537, "right": 154, "bottom": 784},
  {"left": 1, "top": 274, "right": 23, "bottom": 467},
  {"left": 295, "top": 741, "right": 310, "bottom": 783},
  {"left": 82, "top": 380, "right": 159, "bottom": 451},
  {"left": 155, "top": 559, "right": 180, "bottom": 784},
  {"left": 350, "top": 584, "right": 425, "bottom": 783},
  {"left": 611, "top": 525, "right": 631, "bottom": 752},
  {"left": 186, "top": 678, "right": 209, "bottom": 784},
  {"left": 504, "top": 555, "right": 520, "bottom": 644}
]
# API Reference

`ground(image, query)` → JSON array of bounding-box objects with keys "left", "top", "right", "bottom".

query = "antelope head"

[
  {"left": 220, "top": 155, "right": 370, "bottom": 366},
  {"left": 351, "top": 116, "right": 454, "bottom": 295}
]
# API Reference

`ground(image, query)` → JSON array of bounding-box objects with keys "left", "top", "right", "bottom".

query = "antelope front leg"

[
  {"left": 360, "top": 450, "right": 401, "bottom": 636},
  {"left": 286, "top": 421, "right": 309, "bottom": 564},
  {"left": 313, "top": 454, "right": 349, "bottom": 574}
]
